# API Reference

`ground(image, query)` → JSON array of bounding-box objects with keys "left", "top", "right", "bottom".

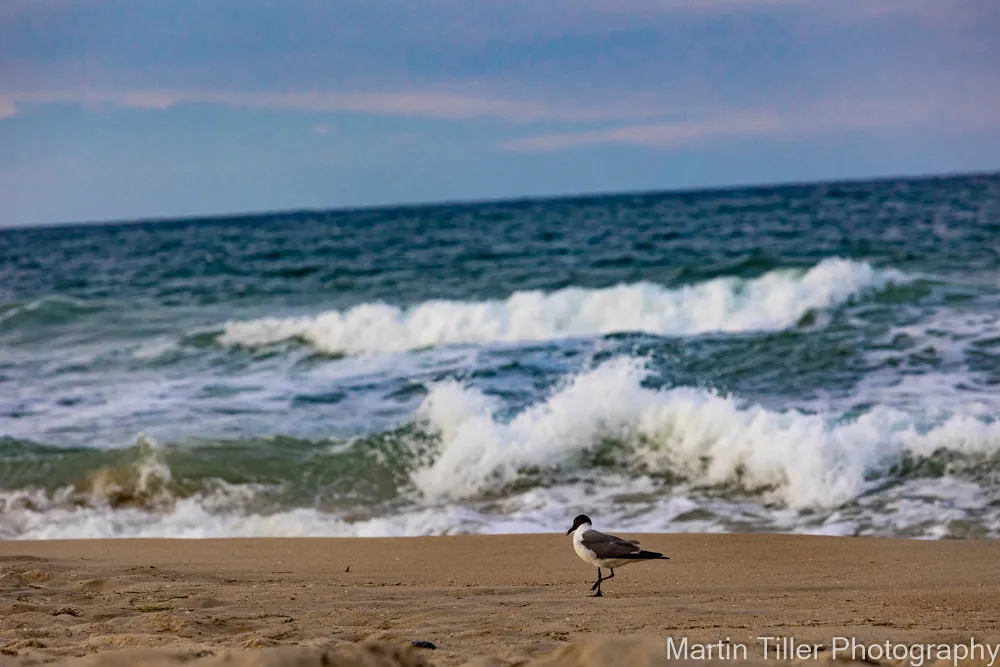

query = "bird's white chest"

[{"left": 572, "top": 526, "right": 597, "bottom": 565}]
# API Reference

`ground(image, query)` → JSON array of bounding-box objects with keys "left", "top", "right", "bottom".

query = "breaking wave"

[
  {"left": 5, "top": 357, "right": 1000, "bottom": 539},
  {"left": 411, "top": 357, "right": 1000, "bottom": 509},
  {"left": 217, "top": 258, "right": 902, "bottom": 356}
]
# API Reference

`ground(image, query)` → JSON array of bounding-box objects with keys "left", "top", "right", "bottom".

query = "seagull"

[{"left": 566, "top": 514, "right": 668, "bottom": 597}]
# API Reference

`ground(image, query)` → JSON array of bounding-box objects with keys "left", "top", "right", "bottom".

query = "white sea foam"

[
  {"left": 849, "top": 302, "right": 1000, "bottom": 413},
  {"left": 6, "top": 380, "right": 1000, "bottom": 540},
  {"left": 0, "top": 494, "right": 475, "bottom": 540},
  {"left": 7, "top": 354, "right": 1000, "bottom": 541},
  {"left": 0, "top": 346, "right": 434, "bottom": 448},
  {"left": 410, "top": 357, "right": 1000, "bottom": 509},
  {"left": 6, "top": 473, "right": 998, "bottom": 540},
  {"left": 0, "top": 469, "right": 801, "bottom": 540},
  {"left": 218, "top": 258, "right": 900, "bottom": 355}
]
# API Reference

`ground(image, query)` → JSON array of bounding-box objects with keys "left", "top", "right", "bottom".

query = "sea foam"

[
  {"left": 410, "top": 357, "right": 1000, "bottom": 509},
  {"left": 218, "top": 258, "right": 900, "bottom": 356},
  {"left": 6, "top": 358, "right": 1000, "bottom": 540}
]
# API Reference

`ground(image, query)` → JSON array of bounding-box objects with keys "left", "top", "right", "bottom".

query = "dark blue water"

[{"left": 2, "top": 173, "right": 999, "bottom": 539}]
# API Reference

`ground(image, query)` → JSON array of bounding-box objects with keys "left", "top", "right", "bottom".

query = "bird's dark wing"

[{"left": 580, "top": 529, "right": 643, "bottom": 559}]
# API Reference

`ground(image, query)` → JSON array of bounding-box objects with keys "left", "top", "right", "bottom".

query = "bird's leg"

[
  {"left": 606, "top": 568, "right": 615, "bottom": 581},
  {"left": 590, "top": 568, "right": 604, "bottom": 597}
]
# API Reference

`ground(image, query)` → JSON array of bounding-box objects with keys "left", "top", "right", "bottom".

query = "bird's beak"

[{"left": 565, "top": 526, "right": 573, "bottom": 536}]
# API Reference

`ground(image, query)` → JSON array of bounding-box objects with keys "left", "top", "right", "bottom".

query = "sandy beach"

[{"left": 1, "top": 534, "right": 1000, "bottom": 666}]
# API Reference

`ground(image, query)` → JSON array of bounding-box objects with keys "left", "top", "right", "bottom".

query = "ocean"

[{"left": 2, "top": 173, "right": 999, "bottom": 540}]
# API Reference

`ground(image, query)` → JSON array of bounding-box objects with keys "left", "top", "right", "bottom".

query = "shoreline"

[{"left": 2, "top": 534, "right": 1000, "bottom": 665}]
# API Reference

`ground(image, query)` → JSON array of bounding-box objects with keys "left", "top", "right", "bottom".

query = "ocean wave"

[
  {"left": 7, "top": 355, "right": 1000, "bottom": 539},
  {"left": 7, "top": 356, "right": 1000, "bottom": 516},
  {"left": 0, "top": 295, "right": 104, "bottom": 332},
  {"left": 848, "top": 301, "right": 1000, "bottom": 413},
  {"left": 0, "top": 436, "right": 180, "bottom": 514},
  {"left": 0, "top": 493, "right": 504, "bottom": 540},
  {"left": 0, "top": 431, "right": 423, "bottom": 512},
  {"left": 411, "top": 357, "right": 1000, "bottom": 509},
  {"left": 217, "top": 258, "right": 902, "bottom": 355},
  {"left": 5, "top": 472, "right": 999, "bottom": 540}
]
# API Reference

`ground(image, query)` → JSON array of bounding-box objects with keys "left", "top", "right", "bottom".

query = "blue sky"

[{"left": 1, "top": 0, "right": 998, "bottom": 227}]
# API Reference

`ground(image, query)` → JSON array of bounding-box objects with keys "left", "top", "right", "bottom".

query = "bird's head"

[{"left": 566, "top": 514, "right": 592, "bottom": 535}]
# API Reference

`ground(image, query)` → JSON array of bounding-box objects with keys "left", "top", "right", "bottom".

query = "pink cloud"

[
  {"left": 0, "top": 98, "right": 18, "bottom": 119},
  {"left": 0, "top": 89, "right": 664, "bottom": 123},
  {"left": 119, "top": 92, "right": 177, "bottom": 110},
  {"left": 504, "top": 113, "right": 783, "bottom": 151},
  {"left": 4, "top": 86, "right": 998, "bottom": 152},
  {"left": 503, "top": 94, "right": 1000, "bottom": 152},
  {"left": 0, "top": 90, "right": 545, "bottom": 121},
  {"left": 190, "top": 90, "right": 626, "bottom": 122}
]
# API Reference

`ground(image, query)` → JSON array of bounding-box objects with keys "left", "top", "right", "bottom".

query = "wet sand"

[{"left": 2, "top": 534, "right": 1000, "bottom": 666}]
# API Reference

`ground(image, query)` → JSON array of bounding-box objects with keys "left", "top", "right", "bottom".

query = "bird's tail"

[{"left": 632, "top": 550, "right": 669, "bottom": 560}]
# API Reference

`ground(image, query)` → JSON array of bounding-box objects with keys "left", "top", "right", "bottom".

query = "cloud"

[
  {"left": 0, "top": 89, "right": 665, "bottom": 123},
  {"left": 2, "top": 1, "right": 993, "bottom": 129},
  {"left": 504, "top": 113, "right": 783, "bottom": 151},
  {"left": 0, "top": 90, "right": 541, "bottom": 121},
  {"left": 118, "top": 92, "right": 177, "bottom": 110},
  {"left": 0, "top": 99, "right": 18, "bottom": 120},
  {"left": 503, "top": 94, "right": 1000, "bottom": 152}
]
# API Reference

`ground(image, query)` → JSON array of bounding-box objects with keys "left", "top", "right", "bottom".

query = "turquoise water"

[{"left": 2, "top": 173, "right": 1000, "bottom": 538}]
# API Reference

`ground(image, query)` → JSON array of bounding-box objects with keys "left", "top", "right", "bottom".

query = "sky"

[{"left": 1, "top": 0, "right": 999, "bottom": 227}]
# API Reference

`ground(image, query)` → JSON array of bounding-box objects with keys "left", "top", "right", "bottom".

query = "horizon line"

[{"left": 3, "top": 167, "right": 998, "bottom": 232}]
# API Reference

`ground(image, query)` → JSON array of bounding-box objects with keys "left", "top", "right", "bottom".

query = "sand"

[{"left": 1, "top": 534, "right": 1000, "bottom": 666}]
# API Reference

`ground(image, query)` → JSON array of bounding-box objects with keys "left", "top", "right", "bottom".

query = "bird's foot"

[{"left": 590, "top": 590, "right": 603, "bottom": 597}]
